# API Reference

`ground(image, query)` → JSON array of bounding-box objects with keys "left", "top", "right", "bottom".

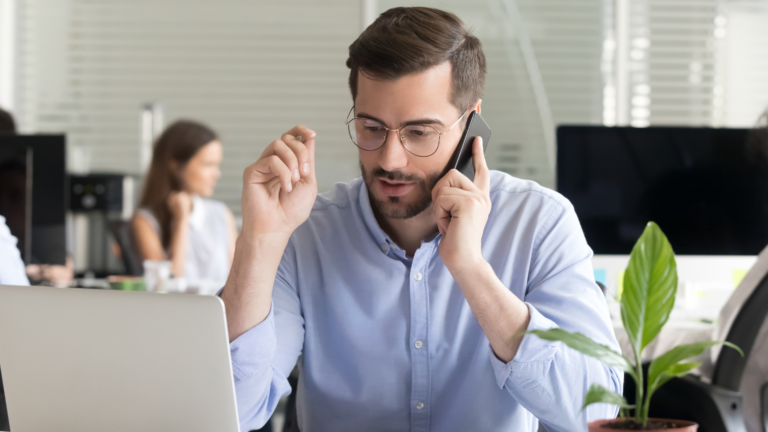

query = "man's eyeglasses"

[{"left": 344, "top": 107, "right": 468, "bottom": 157}]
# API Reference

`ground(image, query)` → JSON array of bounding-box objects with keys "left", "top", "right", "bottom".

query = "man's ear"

[{"left": 473, "top": 99, "right": 483, "bottom": 114}]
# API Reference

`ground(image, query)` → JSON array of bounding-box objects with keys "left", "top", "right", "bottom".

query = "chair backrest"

[
  {"left": 711, "top": 270, "right": 768, "bottom": 391},
  {"left": 108, "top": 220, "right": 143, "bottom": 276},
  {"left": 762, "top": 382, "right": 768, "bottom": 432}
]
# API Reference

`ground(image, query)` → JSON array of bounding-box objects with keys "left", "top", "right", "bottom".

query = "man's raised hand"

[{"left": 240, "top": 125, "right": 318, "bottom": 240}]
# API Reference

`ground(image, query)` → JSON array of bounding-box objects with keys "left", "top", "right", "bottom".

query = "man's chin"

[{"left": 370, "top": 190, "right": 432, "bottom": 220}]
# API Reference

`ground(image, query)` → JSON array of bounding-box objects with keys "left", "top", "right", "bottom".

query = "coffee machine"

[{"left": 69, "top": 173, "right": 136, "bottom": 276}]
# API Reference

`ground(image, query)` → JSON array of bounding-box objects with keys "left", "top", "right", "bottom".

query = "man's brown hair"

[{"left": 346, "top": 7, "right": 486, "bottom": 113}]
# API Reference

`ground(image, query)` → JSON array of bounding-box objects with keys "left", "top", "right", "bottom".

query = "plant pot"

[{"left": 588, "top": 418, "right": 698, "bottom": 431}]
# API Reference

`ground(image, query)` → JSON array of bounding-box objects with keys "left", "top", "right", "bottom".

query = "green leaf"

[
  {"left": 647, "top": 340, "right": 743, "bottom": 399},
  {"left": 582, "top": 383, "right": 635, "bottom": 410},
  {"left": 526, "top": 329, "right": 635, "bottom": 377},
  {"left": 653, "top": 362, "right": 701, "bottom": 394},
  {"left": 621, "top": 222, "right": 678, "bottom": 363}
]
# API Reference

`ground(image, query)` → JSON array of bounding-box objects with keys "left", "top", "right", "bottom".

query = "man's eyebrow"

[
  {"left": 403, "top": 118, "right": 445, "bottom": 127},
  {"left": 355, "top": 111, "right": 445, "bottom": 127}
]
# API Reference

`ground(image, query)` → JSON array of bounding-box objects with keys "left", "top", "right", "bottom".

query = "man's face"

[{"left": 355, "top": 62, "right": 468, "bottom": 220}]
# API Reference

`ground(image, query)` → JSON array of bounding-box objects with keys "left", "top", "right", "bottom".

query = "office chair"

[
  {"left": 636, "top": 264, "right": 768, "bottom": 432},
  {"left": 107, "top": 220, "right": 143, "bottom": 276},
  {"left": 0, "top": 369, "right": 8, "bottom": 431},
  {"left": 762, "top": 383, "right": 768, "bottom": 432}
]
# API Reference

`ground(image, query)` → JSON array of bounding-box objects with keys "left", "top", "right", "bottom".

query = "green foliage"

[
  {"left": 582, "top": 383, "right": 635, "bottom": 411},
  {"left": 646, "top": 341, "right": 743, "bottom": 404},
  {"left": 621, "top": 222, "right": 678, "bottom": 362},
  {"left": 526, "top": 329, "right": 636, "bottom": 380},
  {"left": 525, "top": 222, "right": 742, "bottom": 427}
]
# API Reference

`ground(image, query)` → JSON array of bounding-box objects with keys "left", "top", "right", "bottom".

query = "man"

[{"left": 222, "top": 7, "right": 622, "bottom": 432}]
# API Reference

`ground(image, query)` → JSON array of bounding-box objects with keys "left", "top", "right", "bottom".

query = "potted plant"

[{"left": 528, "top": 222, "right": 742, "bottom": 431}]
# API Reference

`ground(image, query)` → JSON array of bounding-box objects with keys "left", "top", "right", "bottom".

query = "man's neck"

[{"left": 372, "top": 204, "right": 438, "bottom": 258}]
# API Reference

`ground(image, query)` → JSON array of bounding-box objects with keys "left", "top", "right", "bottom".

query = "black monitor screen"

[
  {"left": 0, "top": 135, "right": 66, "bottom": 265},
  {"left": 557, "top": 126, "right": 768, "bottom": 255}
]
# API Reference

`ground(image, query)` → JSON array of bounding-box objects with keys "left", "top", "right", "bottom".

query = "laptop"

[{"left": 0, "top": 284, "right": 240, "bottom": 432}]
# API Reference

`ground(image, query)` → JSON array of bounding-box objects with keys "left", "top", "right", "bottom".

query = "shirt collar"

[{"left": 358, "top": 179, "right": 392, "bottom": 249}]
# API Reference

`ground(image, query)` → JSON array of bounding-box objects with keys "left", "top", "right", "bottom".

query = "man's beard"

[{"left": 360, "top": 162, "right": 448, "bottom": 220}]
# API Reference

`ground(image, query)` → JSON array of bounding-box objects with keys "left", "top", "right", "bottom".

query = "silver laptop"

[{"left": 0, "top": 284, "right": 240, "bottom": 432}]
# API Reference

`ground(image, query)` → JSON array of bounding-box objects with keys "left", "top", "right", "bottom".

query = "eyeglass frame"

[{"left": 344, "top": 106, "right": 469, "bottom": 157}]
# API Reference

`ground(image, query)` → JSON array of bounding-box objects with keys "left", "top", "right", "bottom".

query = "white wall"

[{"left": 0, "top": 0, "right": 17, "bottom": 111}]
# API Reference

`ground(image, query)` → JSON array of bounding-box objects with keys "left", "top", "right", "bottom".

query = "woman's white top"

[
  {"left": 0, "top": 215, "right": 29, "bottom": 286},
  {"left": 136, "top": 196, "right": 231, "bottom": 294}
]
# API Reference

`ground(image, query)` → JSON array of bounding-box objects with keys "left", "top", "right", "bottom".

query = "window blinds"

[
  {"left": 16, "top": 0, "right": 363, "bottom": 216},
  {"left": 14, "top": 0, "right": 767, "bottom": 216},
  {"left": 611, "top": 0, "right": 768, "bottom": 128}
]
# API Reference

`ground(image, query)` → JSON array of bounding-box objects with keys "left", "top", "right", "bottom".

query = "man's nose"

[{"left": 378, "top": 130, "right": 409, "bottom": 172}]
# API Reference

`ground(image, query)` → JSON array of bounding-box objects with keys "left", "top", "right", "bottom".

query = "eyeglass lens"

[{"left": 348, "top": 118, "right": 440, "bottom": 157}]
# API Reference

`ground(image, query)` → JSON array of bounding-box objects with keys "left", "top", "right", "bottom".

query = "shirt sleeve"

[
  {"left": 227, "top": 241, "right": 305, "bottom": 431},
  {"left": 488, "top": 200, "right": 624, "bottom": 432},
  {"left": 0, "top": 216, "right": 29, "bottom": 286}
]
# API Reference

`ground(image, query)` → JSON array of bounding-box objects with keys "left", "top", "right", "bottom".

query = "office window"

[
  {"left": 608, "top": 0, "right": 768, "bottom": 128},
  {"left": 11, "top": 0, "right": 768, "bottom": 217},
  {"left": 13, "top": 0, "right": 362, "bottom": 216},
  {"left": 377, "top": 0, "right": 607, "bottom": 188}
]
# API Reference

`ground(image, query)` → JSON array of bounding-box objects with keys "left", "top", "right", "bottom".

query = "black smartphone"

[{"left": 447, "top": 111, "right": 491, "bottom": 182}]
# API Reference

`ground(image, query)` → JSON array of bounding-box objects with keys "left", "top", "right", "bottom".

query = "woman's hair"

[
  {"left": 0, "top": 107, "right": 17, "bottom": 133},
  {"left": 138, "top": 120, "right": 218, "bottom": 248}
]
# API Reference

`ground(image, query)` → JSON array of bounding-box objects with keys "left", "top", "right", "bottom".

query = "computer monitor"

[
  {"left": 557, "top": 126, "right": 767, "bottom": 255},
  {"left": 0, "top": 135, "right": 67, "bottom": 265}
]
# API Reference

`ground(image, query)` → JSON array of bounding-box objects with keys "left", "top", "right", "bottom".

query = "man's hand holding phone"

[
  {"left": 432, "top": 136, "right": 492, "bottom": 275},
  {"left": 223, "top": 125, "right": 317, "bottom": 341}
]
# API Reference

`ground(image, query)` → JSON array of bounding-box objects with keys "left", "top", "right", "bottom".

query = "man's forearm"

[
  {"left": 451, "top": 260, "right": 530, "bottom": 363},
  {"left": 221, "top": 233, "right": 290, "bottom": 342}
]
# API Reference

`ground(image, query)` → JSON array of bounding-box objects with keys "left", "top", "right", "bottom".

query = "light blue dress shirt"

[{"left": 229, "top": 171, "right": 623, "bottom": 432}]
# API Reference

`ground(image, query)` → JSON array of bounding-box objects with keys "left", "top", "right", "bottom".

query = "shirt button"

[
  {"left": 416, "top": 402, "right": 425, "bottom": 410},
  {"left": 414, "top": 272, "right": 423, "bottom": 281},
  {"left": 381, "top": 243, "right": 389, "bottom": 253},
  {"left": 414, "top": 340, "right": 423, "bottom": 349}
]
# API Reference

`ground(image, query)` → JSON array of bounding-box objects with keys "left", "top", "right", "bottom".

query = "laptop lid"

[{"left": 0, "top": 285, "right": 240, "bottom": 432}]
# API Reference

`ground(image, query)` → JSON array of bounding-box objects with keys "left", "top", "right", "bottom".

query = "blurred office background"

[
  {"left": 2, "top": 0, "right": 767, "bottom": 218},
  {"left": 3, "top": 1, "right": 768, "bottom": 431},
  {"left": 2, "top": 0, "right": 768, "bottom": 279}
]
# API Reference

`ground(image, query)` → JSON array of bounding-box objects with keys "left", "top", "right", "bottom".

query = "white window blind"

[
  {"left": 15, "top": 0, "right": 363, "bottom": 217},
  {"left": 609, "top": 0, "right": 768, "bottom": 128},
  {"left": 722, "top": 1, "right": 768, "bottom": 127},
  {"left": 15, "top": 0, "right": 767, "bottom": 208},
  {"left": 378, "top": 0, "right": 607, "bottom": 188}
]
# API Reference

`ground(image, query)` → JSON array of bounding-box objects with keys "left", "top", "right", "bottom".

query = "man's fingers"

[
  {"left": 287, "top": 125, "right": 316, "bottom": 141},
  {"left": 472, "top": 137, "right": 491, "bottom": 193},
  {"left": 264, "top": 155, "right": 295, "bottom": 191},
  {"left": 434, "top": 189, "right": 470, "bottom": 235},
  {"left": 431, "top": 169, "right": 475, "bottom": 204},
  {"left": 281, "top": 133, "right": 311, "bottom": 177},
  {"left": 269, "top": 140, "right": 301, "bottom": 181},
  {"left": 248, "top": 155, "right": 294, "bottom": 192},
  {"left": 285, "top": 125, "right": 317, "bottom": 180},
  {"left": 434, "top": 193, "right": 454, "bottom": 236},
  {"left": 287, "top": 125, "right": 316, "bottom": 158}
]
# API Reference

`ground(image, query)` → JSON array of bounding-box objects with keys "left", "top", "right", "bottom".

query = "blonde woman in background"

[{"left": 133, "top": 120, "right": 237, "bottom": 293}]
